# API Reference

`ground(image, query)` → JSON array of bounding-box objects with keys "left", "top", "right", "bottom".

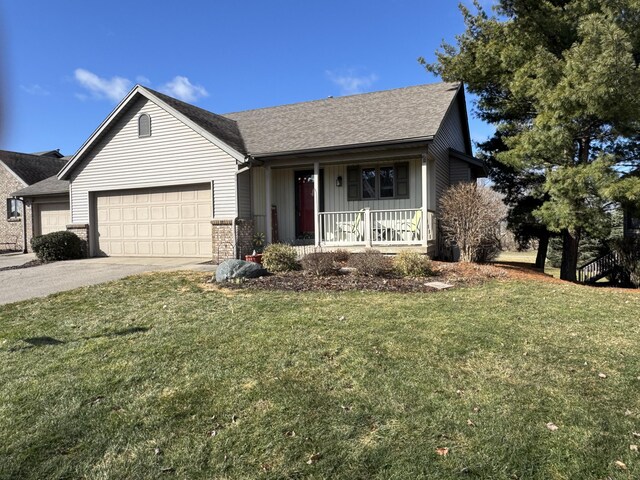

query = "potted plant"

[{"left": 245, "top": 232, "right": 265, "bottom": 264}]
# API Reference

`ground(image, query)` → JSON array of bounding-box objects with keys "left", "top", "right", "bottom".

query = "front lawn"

[{"left": 1, "top": 272, "right": 639, "bottom": 479}]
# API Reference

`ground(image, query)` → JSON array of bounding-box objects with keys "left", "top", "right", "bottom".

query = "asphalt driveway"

[{"left": 0, "top": 254, "right": 216, "bottom": 305}]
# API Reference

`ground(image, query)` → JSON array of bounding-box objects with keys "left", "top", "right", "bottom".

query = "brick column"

[
  {"left": 236, "top": 219, "right": 255, "bottom": 259},
  {"left": 211, "top": 219, "right": 234, "bottom": 264},
  {"left": 211, "top": 219, "right": 256, "bottom": 264},
  {"left": 66, "top": 223, "right": 89, "bottom": 257}
]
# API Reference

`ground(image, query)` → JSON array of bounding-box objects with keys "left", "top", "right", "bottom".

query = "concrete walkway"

[{"left": 0, "top": 254, "right": 216, "bottom": 305}]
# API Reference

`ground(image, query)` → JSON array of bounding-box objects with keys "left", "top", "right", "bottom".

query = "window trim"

[
  {"left": 138, "top": 113, "right": 151, "bottom": 138},
  {"left": 348, "top": 162, "right": 409, "bottom": 201},
  {"left": 6, "top": 197, "right": 21, "bottom": 220}
]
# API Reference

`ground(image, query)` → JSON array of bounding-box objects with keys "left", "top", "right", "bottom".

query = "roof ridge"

[
  {"left": 0, "top": 148, "right": 67, "bottom": 161},
  {"left": 222, "top": 81, "right": 460, "bottom": 117},
  {"left": 142, "top": 86, "right": 239, "bottom": 126}
]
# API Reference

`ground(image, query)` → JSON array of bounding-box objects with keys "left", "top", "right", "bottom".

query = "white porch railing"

[{"left": 319, "top": 208, "right": 436, "bottom": 247}]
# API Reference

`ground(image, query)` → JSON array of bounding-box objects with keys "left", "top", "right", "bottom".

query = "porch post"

[
  {"left": 421, "top": 153, "right": 428, "bottom": 247},
  {"left": 313, "top": 161, "right": 320, "bottom": 247},
  {"left": 265, "top": 165, "right": 272, "bottom": 244}
]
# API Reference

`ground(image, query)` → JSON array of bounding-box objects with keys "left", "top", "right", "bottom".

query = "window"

[
  {"left": 6, "top": 198, "right": 21, "bottom": 220},
  {"left": 347, "top": 163, "right": 409, "bottom": 200},
  {"left": 138, "top": 113, "right": 151, "bottom": 137}
]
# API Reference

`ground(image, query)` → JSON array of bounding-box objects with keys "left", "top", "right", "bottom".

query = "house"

[
  {"left": 16, "top": 82, "right": 483, "bottom": 262},
  {"left": 0, "top": 150, "right": 68, "bottom": 251}
]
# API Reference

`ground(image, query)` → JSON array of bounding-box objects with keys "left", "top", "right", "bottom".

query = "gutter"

[{"left": 251, "top": 136, "right": 434, "bottom": 159}]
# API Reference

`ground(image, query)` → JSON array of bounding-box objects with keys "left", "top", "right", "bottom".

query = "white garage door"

[
  {"left": 96, "top": 184, "right": 212, "bottom": 257},
  {"left": 38, "top": 203, "right": 70, "bottom": 235}
]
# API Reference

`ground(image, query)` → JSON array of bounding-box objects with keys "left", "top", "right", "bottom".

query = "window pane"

[
  {"left": 7, "top": 198, "right": 20, "bottom": 218},
  {"left": 362, "top": 168, "right": 376, "bottom": 199},
  {"left": 380, "top": 166, "right": 394, "bottom": 198}
]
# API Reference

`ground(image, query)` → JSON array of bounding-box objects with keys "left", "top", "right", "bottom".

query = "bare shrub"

[
  {"left": 332, "top": 249, "right": 351, "bottom": 263},
  {"left": 393, "top": 251, "right": 434, "bottom": 277},
  {"left": 301, "top": 252, "right": 338, "bottom": 276},
  {"left": 347, "top": 250, "right": 392, "bottom": 276},
  {"left": 439, "top": 183, "right": 507, "bottom": 263}
]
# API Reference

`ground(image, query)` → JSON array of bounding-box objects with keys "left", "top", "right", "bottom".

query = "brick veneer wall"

[
  {"left": 66, "top": 223, "right": 89, "bottom": 257},
  {"left": 211, "top": 218, "right": 255, "bottom": 264},
  {"left": 236, "top": 219, "right": 254, "bottom": 259},
  {"left": 0, "top": 167, "right": 33, "bottom": 252}
]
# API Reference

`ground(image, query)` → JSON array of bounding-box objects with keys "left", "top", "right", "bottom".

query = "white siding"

[
  {"left": 252, "top": 167, "right": 266, "bottom": 236},
  {"left": 272, "top": 169, "right": 295, "bottom": 242},
  {"left": 237, "top": 170, "right": 252, "bottom": 219},
  {"left": 429, "top": 96, "right": 467, "bottom": 204},
  {"left": 70, "top": 97, "right": 238, "bottom": 224}
]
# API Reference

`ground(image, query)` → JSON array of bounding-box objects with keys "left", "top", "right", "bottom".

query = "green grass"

[{"left": 1, "top": 273, "right": 639, "bottom": 479}]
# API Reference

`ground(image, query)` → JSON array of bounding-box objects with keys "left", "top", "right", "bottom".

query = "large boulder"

[{"left": 215, "top": 259, "right": 267, "bottom": 282}]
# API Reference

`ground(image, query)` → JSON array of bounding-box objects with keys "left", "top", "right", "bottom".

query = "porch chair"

[
  {"left": 395, "top": 210, "right": 422, "bottom": 242},
  {"left": 337, "top": 209, "right": 365, "bottom": 242},
  {"left": 351, "top": 209, "right": 365, "bottom": 241}
]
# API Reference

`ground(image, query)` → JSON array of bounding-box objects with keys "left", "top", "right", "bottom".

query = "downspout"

[
  {"left": 19, "top": 197, "right": 27, "bottom": 253},
  {"left": 233, "top": 158, "right": 253, "bottom": 259}
]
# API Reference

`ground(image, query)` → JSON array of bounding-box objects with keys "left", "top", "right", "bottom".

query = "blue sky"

[{"left": 0, "top": 0, "right": 494, "bottom": 156}]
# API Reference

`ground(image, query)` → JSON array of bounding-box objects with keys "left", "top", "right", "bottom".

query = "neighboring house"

[
  {"left": 20, "top": 82, "right": 482, "bottom": 261},
  {"left": 0, "top": 150, "right": 68, "bottom": 251}
]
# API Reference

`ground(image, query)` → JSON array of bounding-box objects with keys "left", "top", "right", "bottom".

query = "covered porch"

[{"left": 249, "top": 148, "right": 437, "bottom": 253}]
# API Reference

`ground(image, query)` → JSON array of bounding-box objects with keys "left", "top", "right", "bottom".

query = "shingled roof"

[
  {"left": 0, "top": 150, "right": 68, "bottom": 185},
  {"left": 223, "top": 82, "right": 462, "bottom": 156},
  {"left": 12, "top": 174, "right": 70, "bottom": 197},
  {"left": 144, "top": 87, "right": 246, "bottom": 154}
]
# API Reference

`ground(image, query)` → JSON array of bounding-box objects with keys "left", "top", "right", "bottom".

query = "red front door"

[{"left": 295, "top": 171, "right": 315, "bottom": 238}]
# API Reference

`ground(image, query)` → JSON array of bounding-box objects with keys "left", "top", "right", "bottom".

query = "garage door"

[
  {"left": 38, "top": 203, "right": 70, "bottom": 235},
  {"left": 96, "top": 184, "right": 212, "bottom": 257}
]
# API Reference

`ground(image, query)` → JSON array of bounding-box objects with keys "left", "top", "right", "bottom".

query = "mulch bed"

[{"left": 224, "top": 261, "right": 511, "bottom": 293}]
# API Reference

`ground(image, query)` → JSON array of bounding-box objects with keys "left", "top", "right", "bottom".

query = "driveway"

[{"left": 0, "top": 254, "right": 216, "bottom": 305}]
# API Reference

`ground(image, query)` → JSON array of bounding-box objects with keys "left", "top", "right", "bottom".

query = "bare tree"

[{"left": 439, "top": 183, "right": 507, "bottom": 262}]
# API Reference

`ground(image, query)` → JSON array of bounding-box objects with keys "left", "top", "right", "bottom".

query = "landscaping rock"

[
  {"left": 424, "top": 281, "right": 455, "bottom": 290},
  {"left": 215, "top": 259, "right": 267, "bottom": 282}
]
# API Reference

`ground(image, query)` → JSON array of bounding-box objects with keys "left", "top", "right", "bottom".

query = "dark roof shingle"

[
  {"left": 223, "top": 82, "right": 461, "bottom": 156},
  {"left": 12, "top": 175, "right": 70, "bottom": 197},
  {"left": 144, "top": 87, "right": 246, "bottom": 154},
  {"left": 0, "top": 150, "right": 68, "bottom": 185}
]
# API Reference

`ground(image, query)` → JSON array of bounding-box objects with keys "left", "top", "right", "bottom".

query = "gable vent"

[{"left": 138, "top": 113, "right": 151, "bottom": 137}]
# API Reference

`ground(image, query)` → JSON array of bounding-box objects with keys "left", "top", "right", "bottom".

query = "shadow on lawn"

[{"left": 7, "top": 326, "right": 151, "bottom": 352}]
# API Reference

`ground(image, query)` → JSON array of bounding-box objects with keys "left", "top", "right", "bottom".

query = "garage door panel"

[
  {"left": 96, "top": 184, "right": 212, "bottom": 257},
  {"left": 151, "top": 224, "right": 165, "bottom": 237},
  {"left": 150, "top": 206, "right": 164, "bottom": 219},
  {"left": 39, "top": 203, "right": 70, "bottom": 235}
]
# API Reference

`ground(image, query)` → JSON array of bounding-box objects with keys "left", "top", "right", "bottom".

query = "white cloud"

[
  {"left": 136, "top": 75, "right": 151, "bottom": 85},
  {"left": 20, "top": 84, "right": 50, "bottom": 96},
  {"left": 326, "top": 69, "right": 378, "bottom": 95},
  {"left": 74, "top": 68, "right": 132, "bottom": 102},
  {"left": 159, "top": 76, "right": 208, "bottom": 102}
]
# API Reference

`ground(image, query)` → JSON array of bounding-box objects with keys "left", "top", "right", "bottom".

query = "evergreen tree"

[{"left": 423, "top": 0, "right": 640, "bottom": 280}]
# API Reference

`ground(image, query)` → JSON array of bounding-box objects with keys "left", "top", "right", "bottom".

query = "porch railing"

[{"left": 319, "top": 208, "right": 435, "bottom": 247}]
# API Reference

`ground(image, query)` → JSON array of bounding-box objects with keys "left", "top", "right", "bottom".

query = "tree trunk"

[
  {"left": 560, "top": 229, "right": 580, "bottom": 282},
  {"left": 535, "top": 231, "right": 550, "bottom": 270}
]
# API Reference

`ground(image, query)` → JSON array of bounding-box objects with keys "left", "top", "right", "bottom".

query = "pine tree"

[{"left": 423, "top": 0, "right": 640, "bottom": 280}]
